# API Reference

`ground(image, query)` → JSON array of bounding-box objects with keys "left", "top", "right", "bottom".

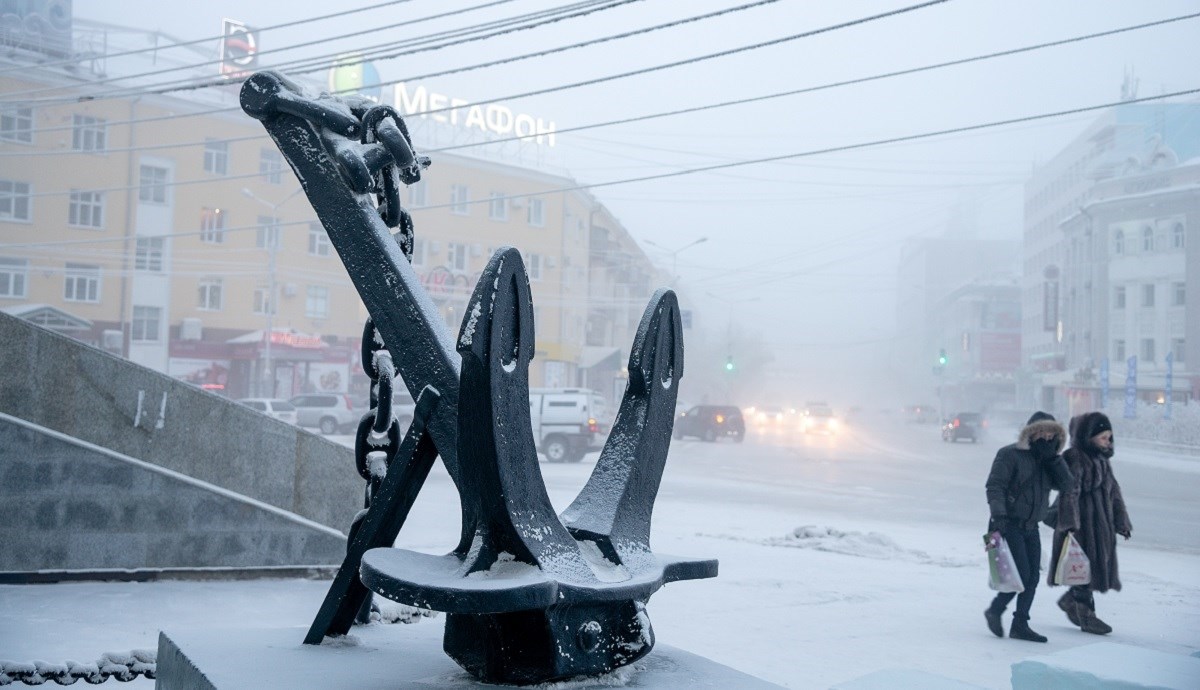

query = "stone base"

[
  {"left": 1011, "top": 642, "right": 1200, "bottom": 690},
  {"left": 156, "top": 620, "right": 782, "bottom": 689}
]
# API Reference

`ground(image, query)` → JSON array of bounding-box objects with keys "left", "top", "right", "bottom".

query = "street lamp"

[
  {"left": 644, "top": 236, "right": 708, "bottom": 284},
  {"left": 241, "top": 186, "right": 303, "bottom": 397},
  {"left": 705, "top": 292, "right": 761, "bottom": 371}
]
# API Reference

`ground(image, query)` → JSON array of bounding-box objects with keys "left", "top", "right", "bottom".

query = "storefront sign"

[{"left": 395, "top": 83, "right": 556, "bottom": 146}]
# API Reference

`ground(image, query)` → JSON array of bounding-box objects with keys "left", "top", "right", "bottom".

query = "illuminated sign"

[
  {"left": 219, "top": 18, "right": 258, "bottom": 79},
  {"left": 394, "top": 83, "right": 556, "bottom": 147},
  {"left": 328, "top": 53, "right": 382, "bottom": 102}
]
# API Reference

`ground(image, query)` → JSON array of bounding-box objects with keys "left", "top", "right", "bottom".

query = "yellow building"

[{"left": 0, "top": 16, "right": 657, "bottom": 402}]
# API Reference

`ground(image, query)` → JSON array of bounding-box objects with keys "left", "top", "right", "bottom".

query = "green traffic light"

[
  {"left": 938, "top": 355, "right": 947, "bottom": 365},
  {"left": 725, "top": 356, "right": 734, "bottom": 371}
]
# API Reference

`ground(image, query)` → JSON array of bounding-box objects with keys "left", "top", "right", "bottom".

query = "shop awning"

[{"left": 580, "top": 346, "right": 621, "bottom": 370}]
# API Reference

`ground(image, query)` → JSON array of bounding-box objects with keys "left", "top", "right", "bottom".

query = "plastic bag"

[
  {"left": 984, "top": 531, "right": 1024, "bottom": 593},
  {"left": 1054, "top": 533, "right": 1091, "bottom": 586}
]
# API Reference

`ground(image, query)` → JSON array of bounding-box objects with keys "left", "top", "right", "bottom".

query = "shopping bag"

[
  {"left": 1054, "top": 533, "right": 1091, "bottom": 586},
  {"left": 984, "top": 531, "right": 1024, "bottom": 593}
]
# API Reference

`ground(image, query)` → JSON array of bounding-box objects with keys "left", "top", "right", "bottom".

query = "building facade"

[{"left": 0, "top": 15, "right": 656, "bottom": 405}]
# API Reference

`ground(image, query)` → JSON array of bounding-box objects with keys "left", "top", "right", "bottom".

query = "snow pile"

[
  {"left": 763, "top": 525, "right": 975, "bottom": 567},
  {"left": 1011, "top": 641, "right": 1200, "bottom": 689},
  {"left": 1105, "top": 402, "right": 1200, "bottom": 448},
  {"left": 368, "top": 598, "right": 437, "bottom": 625}
]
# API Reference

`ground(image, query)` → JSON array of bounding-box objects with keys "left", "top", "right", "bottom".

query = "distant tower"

[{"left": 1120, "top": 66, "right": 1139, "bottom": 102}]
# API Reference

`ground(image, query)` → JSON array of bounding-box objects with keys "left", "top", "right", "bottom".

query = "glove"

[
  {"left": 1118, "top": 528, "right": 1131, "bottom": 540},
  {"left": 988, "top": 517, "right": 1003, "bottom": 534}
]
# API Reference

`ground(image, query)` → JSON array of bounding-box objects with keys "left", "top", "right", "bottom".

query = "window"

[
  {"left": 527, "top": 198, "right": 545, "bottom": 227},
  {"left": 1113, "top": 286, "right": 1125, "bottom": 309},
  {"left": 256, "top": 215, "right": 280, "bottom": 249},
  {"left": 1, "top": 106, "right": 32, "bottom": 143},
  {"left": 259, "top": 149, "right": 283, "bottom": 184},
  {"left": 1113, "top": 339, "right": 1125, "bottom": 361},
  {"left": 135, "top": 236, "right": 164, "bottom": 272},
  {"left": 71, "top": 115, "right": 106, "bottom": 152},
  {"left": 411, "top": 237, "right": 427, "bottom": 266},
  {"left": 1140, "top": 338, "right": 1155, "bottom": 363},
  {"left": 198, "top": 277, "right": 223, "bottom": 310},
  {"left": 305, "top": 285, "right": 329, "bottom": 318},
  {"left": 407, "top": 180, "right": 427, "bottom": 207},
  {"left": 488, "top": 192, "right": 508, "bottom": 221},
  {"left": 138, "top": 165, "right": 169, "bottom": 204},
  {"left": 63, "top": 263, "right": 100, "bottom": 302},
  {"left": 1142, "top": 226, "right": 1154, "bottom": 252},
  {"left": 528, "top": 253, "right": 542, "bottom": 281},
  {"left": 131, "top": 305, "right": 161, "bottom": 342},
  {"left": 253, "top": 286, "right": 274, "bottom": 315},
  {"left": 0, "top": 180, "right": 32, "bottom": 221},
  {"left": 1174, "top": 223, "right": 1186, "bottom": 249},
  {"left": 0, "top": 257, "right": 28, "bottom": 297},
  {"left": 203, "top": 139, "right": 228, "bottom": 175},
  {"left": 68, "top": 190, "right": 104, "bottom": 228},
  {"left": 448, "top": 242, "right": 467, "bottom": 271},
  {"left": 200, "top": 208, "right": 226, "bottom": 243},
  {"left": 1173, "top": 282, "right": 1186, "bottom": 306},
  {"left": 450, "top": 184, "right": 470, "bottom": 215},
  {"left": 308, "top": 222, "right": 331, "bottom": 256},
  {"left": 1173, "top": 338, "right": 1186, "bottom": 363},
  {"left": 1142, "top": 284, "right": 1155, "bottom": 308}
]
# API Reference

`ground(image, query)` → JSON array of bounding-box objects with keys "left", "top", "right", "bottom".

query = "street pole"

[
  {"left": 242, "top": 187, "right": 302, "bottom": 397},
  {"left": 645, "top": 236, "right": 707, "bottom": 285}
]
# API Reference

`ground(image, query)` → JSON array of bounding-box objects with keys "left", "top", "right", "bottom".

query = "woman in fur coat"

[{"left": 1049, "top": 411, "right": 1132, "bottom": 635}]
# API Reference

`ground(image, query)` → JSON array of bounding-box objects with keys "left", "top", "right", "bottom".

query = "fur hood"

[
  {"left": 1070, "top": 411, "right": 1113, "bottom": 451},
  {"left": 1016, "top": 418, "right": 1067, "bottom": 452}
]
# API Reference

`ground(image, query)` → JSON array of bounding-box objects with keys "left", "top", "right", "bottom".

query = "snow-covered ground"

[{"left": 2, "top": 416, "right": 1198, "bottom": 688}]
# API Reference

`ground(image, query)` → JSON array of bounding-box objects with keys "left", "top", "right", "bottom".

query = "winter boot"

[
  {"left": 1009, "top": 619, "right": 1048, "bottom": 643},
  {"left": 1077, "top": 605, "right": 1113, "bottom": 635},
  {"left": 984, "top": 607, "right": 1004, "bottom": 638},
  {"left": 1057, "top": 592, "right": 1081, "bottom": 627}
]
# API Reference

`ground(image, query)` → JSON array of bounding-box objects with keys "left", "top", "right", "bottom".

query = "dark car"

[
  {"left": 942, "top": 412, "right": 985, "bottom": 443},
  {"left": 674, "top": 405, "right": 745, "bottom": 442}
]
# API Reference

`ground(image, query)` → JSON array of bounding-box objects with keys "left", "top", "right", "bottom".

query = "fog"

[{"left": 61, "top": 0, "right": 1200, "bottom": 409}]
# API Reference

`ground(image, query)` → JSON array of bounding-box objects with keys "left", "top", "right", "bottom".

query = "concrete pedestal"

[{"left": 156, "top": 619, "right": 783, "bottom": 689}]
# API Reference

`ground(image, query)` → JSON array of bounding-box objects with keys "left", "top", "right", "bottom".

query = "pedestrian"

[
  {"left": 1047, "top": 411, "right": 1132, "bottom": 635},
  {"left": 983, "top": 411, "right": 1072, "bottom": 642}
]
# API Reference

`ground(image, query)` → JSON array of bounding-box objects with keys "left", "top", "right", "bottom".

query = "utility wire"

[
  {"left": 4, "top": 88, "right": 1193, "bottom": 249},
  {"left": 2, "top": 0, "right": 624, "bottom": 103},
  {"left": 1, "top": 0, "right": 946, "bottom": 136},
  {"left": 0, "top": 0, "right": 413, "bottom": 77}
]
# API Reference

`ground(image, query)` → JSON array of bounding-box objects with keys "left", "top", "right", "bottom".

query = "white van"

[{"left": 529, "top": 388, "right": 610, "bottom": 462}]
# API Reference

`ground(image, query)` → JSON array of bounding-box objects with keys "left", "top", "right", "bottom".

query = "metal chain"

[{"left": 0, "top": 651, "right": 155, "bottom": 685}]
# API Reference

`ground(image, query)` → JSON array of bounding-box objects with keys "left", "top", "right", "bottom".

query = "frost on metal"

[{"left": 242, "top": 70, "right": 715, "bottom": 686}]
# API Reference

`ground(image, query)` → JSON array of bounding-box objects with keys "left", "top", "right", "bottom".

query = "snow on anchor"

[{"left": 241, "top": 70, "right": 715, "bottom": 685}]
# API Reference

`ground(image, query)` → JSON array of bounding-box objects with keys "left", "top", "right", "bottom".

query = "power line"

[
  {"left": 4, "top": 88, "right": 1193, "bottom": 251},
  {"left": 0, "top": 0, "right": 413, "bottom": 77},
  {"left": 2, "top": 0, "right": 625, "bottom": 103},
  {"left": 0, "top": 0, "right": 947, "bottom": 136}
]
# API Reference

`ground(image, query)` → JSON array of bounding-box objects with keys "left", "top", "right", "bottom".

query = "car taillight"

[
  {"left": 953, "top": 418, "right": 960, "bottom": 428},
  {"left": 982, "top": 420, "right": 989, "bottom": 428},
  {"left": 588, "top": 417, "right": 598, "bottom": 433},
  {"left": 715, "top": 414, "right": 725, "bottom": 424},
  {"left": 343, "top": 395, "right": 354, "bottom": 410}
]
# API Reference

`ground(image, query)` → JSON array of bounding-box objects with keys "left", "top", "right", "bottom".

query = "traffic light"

[
  {"left": 938, "top": 348, "right": 948, "bottom": 366},
  {"left": 725, "top": 355, "right": 735, "bottom": 372}
]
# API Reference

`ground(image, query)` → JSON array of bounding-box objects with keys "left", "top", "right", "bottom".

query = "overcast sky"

[{"left": 75, "top": 0, "right": 1200, "bottom": 405}]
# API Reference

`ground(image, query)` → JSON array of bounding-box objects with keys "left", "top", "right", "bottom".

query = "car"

[
  {"left": 751, "top": 405, "right": 789, "bottom": 428},
  {"left": 529, "top": 388, "right": 611, "bottom": 462},
  {"left": 942, "top": 412, "right": 986, "bottom": 443},
  {"left": 237, "top": 398, "right": 298, "bottom": 425},
  {"left": 674, "top": 405, "right": 745, "bottom": 442},
  {"left": 288, "top": 393, "right": 364, "bottom": 435},
  {"left": 906, "top": 404, "right": 939, "bottom": 424},
  {"left": 801, "top": 404, "right": 838, "bottom": 434}
]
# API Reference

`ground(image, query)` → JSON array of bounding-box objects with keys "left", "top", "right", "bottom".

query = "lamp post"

[
  {"left": 644, "top": 236, "right": 708, "bottom": 284},
  {"left": 241, "top": 186, "right": 303, "bottom": 397}
]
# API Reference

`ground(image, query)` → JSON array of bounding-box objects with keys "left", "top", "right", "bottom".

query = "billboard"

[{"left": 219, "top": 18, "right": 258, "bottom": 79}]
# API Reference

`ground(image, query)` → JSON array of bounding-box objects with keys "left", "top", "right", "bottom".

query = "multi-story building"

[
  {"left": 1055, "top": 149, "right": 1197, "bottom": 415},
  {"left": 1022, "top": 101, "right": 1200, "bottom": 415},
  {"left": 1021, "top": 100, "right": 1200, "bottom": 412},
  {"left": 894, "top": 234, "right": 1020, "bottom": 405},
  {"left": 0, "top": 12, "right": 656, "bottom": 403}
]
